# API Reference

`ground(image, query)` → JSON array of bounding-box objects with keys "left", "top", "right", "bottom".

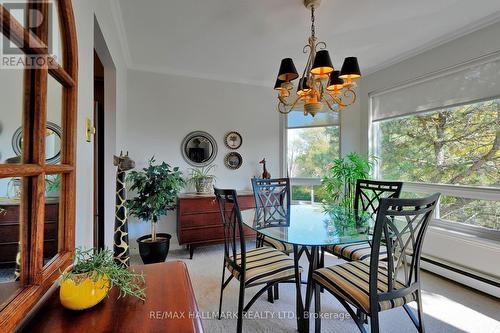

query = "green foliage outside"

[
  {"left": 287, "top": 99, "right": 499, "bottom": 230},
  {"left": 126, "top": 157, "right": 185, "bottom": 241},
  {"left": 377, "top": 99, "right": 500, "bottom": 230},
  {"left": 288, "top": 126, "right": 340, "bottom": 177}
]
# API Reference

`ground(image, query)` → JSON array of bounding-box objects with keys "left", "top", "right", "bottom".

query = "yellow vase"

[{"left": 59, "top": 270, "right": 110, "bottom": 310}]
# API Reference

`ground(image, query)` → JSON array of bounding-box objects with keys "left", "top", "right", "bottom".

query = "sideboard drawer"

[
  {"left": 179, "top": 225, "right": 255, "bottom": 244},
  {"left": 0, "top": 224, "right": 20, "bottom": 243},
  {"left": 181, "top": 212, "right": 221, "bottom": 228},
  {"left": 0, "top": 205, "right": 20, "bottom": 223},
  {"left": 178, "top": 198, "right": 218, "bottom": 215}
]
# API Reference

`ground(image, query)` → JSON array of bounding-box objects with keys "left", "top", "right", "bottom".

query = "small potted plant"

[
  {"left": 126, "top": 157, "right": 185, "bottom": 264},
  {"left": 59, "top": 248, "right": 145, "bottom": 310},
  {"left": 187, "top": 165, "right": 216, "bottom": 194}
]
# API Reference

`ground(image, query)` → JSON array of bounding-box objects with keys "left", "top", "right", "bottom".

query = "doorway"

[{"left": 93, "top": 51, "right": 105, "bottom": 250}]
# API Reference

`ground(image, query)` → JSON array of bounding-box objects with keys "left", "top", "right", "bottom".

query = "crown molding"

[
  {"left": 129, "top": 64, "right": 271, "bottom": 89},
  {"left": 363, "top": 11, "right": 500, "bottom": 76},
  {"left": 109, "top": 0, "right": 132, "bottom": 67}
]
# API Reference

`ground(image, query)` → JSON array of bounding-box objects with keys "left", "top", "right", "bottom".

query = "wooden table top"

[{"left": 19, "top": 261, "right": 204, "bottom": 333}]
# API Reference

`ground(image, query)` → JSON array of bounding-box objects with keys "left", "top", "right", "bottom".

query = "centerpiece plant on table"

[
  {"left": 59, "top": 248, "right": 145, "bottom": 310},
  {"left": 321, "top": 152, "right": 376, "bottom": 209},
  {"left": 126, "top": 157, "right": 185, "bottom": 264}
]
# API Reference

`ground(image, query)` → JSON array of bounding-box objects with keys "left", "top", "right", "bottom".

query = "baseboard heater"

[{"left": 421, "top": 256, "right": 500, "bottom": 298}]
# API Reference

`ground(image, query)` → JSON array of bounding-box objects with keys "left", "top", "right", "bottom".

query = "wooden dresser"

[
  {"left": 0, "top": 198, "right": 58, "bottom": 267},
  {"left": 177, "top": 192, "right": 256, "bottom": 258}
]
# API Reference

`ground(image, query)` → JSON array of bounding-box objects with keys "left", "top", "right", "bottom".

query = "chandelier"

[{"left": 274, "top": 0, "right": 361, "bottom": 117}]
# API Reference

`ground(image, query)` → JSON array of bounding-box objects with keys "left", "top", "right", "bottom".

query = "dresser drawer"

[
  {"left": 180, "top": 212, "right": 221, "bottom": 229},
  {"left": 0, "top": 205, "right": 20, "bottom": 224},
  {"left": 178, "top": 195, "right": 255, "bottom": 215},
  {"left": 178, "top": 225, "right": 255, "bottom": 244},
  {"left": 238, "top": 195, "right": 256, "bottom": 210},
  {"left": 178, "top": 198, "right": 218, "bottom": 215},
  {"left": 0, "top": 224, "right": 20, "bottom": 243},
  {"left": 0, "top": 243, "right": 20, "bottom": 264}
]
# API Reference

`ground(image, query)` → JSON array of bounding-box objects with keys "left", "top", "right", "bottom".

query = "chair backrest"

[
  {"left": 214, "top": 188, "right": 246, "bottom": 273},
  {"left": 251, "top": 178, "right": 291, "bottom": 219},
  {"left": 369, "top": 193, "right": 440, "bottom": 308},
  {"left": 354, "top": 179, "right": 403, "bottom": 219}
]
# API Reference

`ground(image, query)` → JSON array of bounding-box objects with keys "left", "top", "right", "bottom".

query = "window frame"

[
  {"left": 0, "top": 1, "right": 77, "bottom": 331},
  {"left": 368, "top": 57, "right": 500, "bottom": 242},
  {"left": 280, "top": 112, "right": 342, "bottom": 204}
]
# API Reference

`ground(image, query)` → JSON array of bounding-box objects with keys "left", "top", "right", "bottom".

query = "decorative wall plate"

[
  {"left": 224, "top": 131, "right": 242, "bottom": 150},
  {"left": 224, "top": 152, "right": 243, "bottom": 170}
]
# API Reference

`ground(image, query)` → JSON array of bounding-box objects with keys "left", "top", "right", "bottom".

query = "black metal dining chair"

[
  {"left": 251, "top": 178, "right": 294, "bottom": 301},
  {"left": 214, "top": 188, "right": 300, "bottom": 333},
  {"left": 322, "top": 179, "right": 403, "bottom": 262},
  {"left": 313, "top": 193, "right": 440, "bottom": 333},
  {"left": 251, "top": 178, "right": 293, "bottom": 254}
]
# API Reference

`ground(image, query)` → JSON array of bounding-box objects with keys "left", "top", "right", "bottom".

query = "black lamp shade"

[
  {"left": 311, "top": 50, "right": 334, "bottom": 75},
  {"left": 339, "top": 57, "right": 361, "bottom": 80},
  {"left": 277, "top": 58, "right": 299, "bottom": 81},
  {"left": 296, "top": 77, "right": 311, "bottom": 96},
  {"left": 274, "top": 78, "right": 286, "bottom": 91},
  {"left": 326, "top": 71, "right": 344, "bottom": 91}
]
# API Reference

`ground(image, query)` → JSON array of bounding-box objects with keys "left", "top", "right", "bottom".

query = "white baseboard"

[{"left": 421, "top": 257, "right": 500, "bottom": 298}]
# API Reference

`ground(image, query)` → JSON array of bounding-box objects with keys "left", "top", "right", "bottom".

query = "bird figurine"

[{"left": 259, "top": 158, "right": 271, "bottom": 179}]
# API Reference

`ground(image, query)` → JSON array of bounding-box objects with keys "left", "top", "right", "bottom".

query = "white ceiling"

[{"left": 115, "top": 0, "right": 500, "bottom": 86}]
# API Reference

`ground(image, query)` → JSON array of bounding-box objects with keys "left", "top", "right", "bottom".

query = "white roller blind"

[{"left": 371, "top": 56, "right": 500, "bottom": 122}]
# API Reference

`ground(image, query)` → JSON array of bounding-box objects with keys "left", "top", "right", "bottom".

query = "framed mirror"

[
  {"left": 12, "top": 122, "right": 62, "bottom": 165},
  {"left": 181, "top": 131, "right": 218, "bottom": 167}
]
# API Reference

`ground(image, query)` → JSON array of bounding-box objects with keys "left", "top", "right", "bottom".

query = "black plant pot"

[{"left": 137, "top": 233, "right": 171, "bottom": 264}]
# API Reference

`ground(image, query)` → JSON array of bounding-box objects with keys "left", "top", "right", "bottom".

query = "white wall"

[
  {"left": 357, "top": 20, "right": 500, "bottom": 287},
  {"left": 72, "top": 0, "right": 129, "bottom": 250},
  {"left": 124, "top": 69, "right": 280, "bottom": 252}
]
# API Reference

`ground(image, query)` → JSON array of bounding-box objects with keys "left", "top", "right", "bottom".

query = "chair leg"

[
  {"left": 274, "top": 283, "right": 280, "bottom": 300},
  {"left": 237, "top": 279, "right": 245, "bottom": 333},
  {"left": 369, "top": 309, "right": 380, "bottom": 333},
  {"left": 267, "top": 286, "right": 274, "bottom": 303},
  {"left": 218, "top": 263, "right": 226, "bottom": 320},
  {"left": 314, "top": 282, "right": 321, "bottom": 333},
  {"left": 357, "top": 309, "right": 368, "bottom": 324},
  {"left": 319, "top": 249, "right": 325, "bottom": 293},
  {"left": 417, "top": 290, "right": 426, "bottom": 333}
]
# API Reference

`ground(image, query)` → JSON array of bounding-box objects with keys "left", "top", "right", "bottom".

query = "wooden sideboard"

[
  {"left": 177, "top": 192, "right": 256, "bottom": 259},
  {"left": 20, "top": 261, "right": 204, "bottom": 333},
  {"left": 0, "top": 198, "right": 58, "bottom": 267}
]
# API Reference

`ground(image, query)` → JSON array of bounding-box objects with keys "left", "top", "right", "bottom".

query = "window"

[
  {"left": 0, "top": 1, "right": 77, "bottom": 330},
  {"left": 285, "top": 112, "right": 340, "bottom": 203},
  {"left": 373, "top": 100, "right": 499, "bottom": 231},
  {"left": 371, "top": 56, "right": 500, "bottom": 238}
]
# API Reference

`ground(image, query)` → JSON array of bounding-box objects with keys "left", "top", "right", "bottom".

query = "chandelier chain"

[{"left": 311, "top": 6, "right": 315, "bottom": 39}]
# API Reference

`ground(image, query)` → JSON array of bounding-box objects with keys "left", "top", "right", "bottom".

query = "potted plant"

[
  {"left": 321, "top": 153, "right": 376, "bottom": 209},
  {"left": 186, "top": 165, "right": 216, "bottom": 194},
  {"left": 126, "top": 157, "right": 185, "bottom": 264},
  {"left": 59, "top": 248, "right": 145, "bottom": 310}
]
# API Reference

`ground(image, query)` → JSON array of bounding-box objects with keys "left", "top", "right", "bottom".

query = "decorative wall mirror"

[
  {"left": 181, "top": 131, "right": 218, "bottom": 167},
  {"left": 0, "top": 0, "right": 78, "bottom": 330},
  {"left": 12, "top": 122, "right": 62, "bottom": 164}
]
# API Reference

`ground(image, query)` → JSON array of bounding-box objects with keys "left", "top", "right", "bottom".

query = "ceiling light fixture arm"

[{"left": 277, "top": 93, "right": 302, "bottom": 114}]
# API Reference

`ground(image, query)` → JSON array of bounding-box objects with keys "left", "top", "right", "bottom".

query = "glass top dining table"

[
  {"left": 240, "top": 203, "right": 375, "bottom": 333},
  {"left": 240, "top": 204, "right": 375, "bottom": 247}
]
